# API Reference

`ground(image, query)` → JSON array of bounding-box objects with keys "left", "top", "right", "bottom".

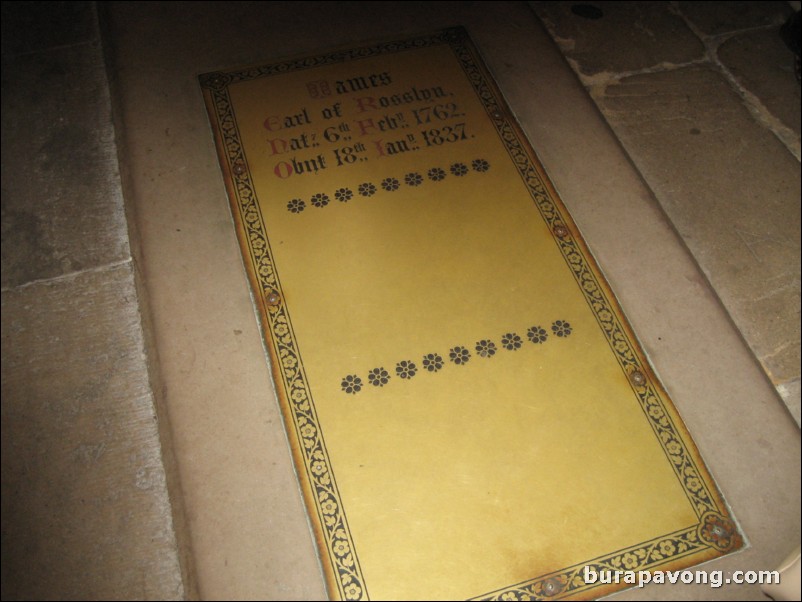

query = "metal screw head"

[
  {"left": 630, "top": 370, "right": 646, "bottom": 386},
  {"left": 266, "top": 292, "right": 280, "bottom": 306},
  {"left": 201, "top": 71, "right": 233, "bottom": 90},
  {"left": 232, "top": 162, "right": 246, "bottom": 176},
  {"left": 553, "top": 225, "right": 569, "bottom": 238},
  {"left": 542, "top": 578, "right": 563, "bottom": 596},
  {"left": 204, "top": 73, "right": 228, "bottom": 89}
]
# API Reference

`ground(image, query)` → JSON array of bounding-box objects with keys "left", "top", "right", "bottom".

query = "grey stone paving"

[
  {"left": 1, "top": 266, "right": 185, "bottom": 600},
  {"left": 1, "top": 2, "right": 189, "bottom": 599},
  {"left": 532, "top": 1, "right": 801, "bottom": 424}
]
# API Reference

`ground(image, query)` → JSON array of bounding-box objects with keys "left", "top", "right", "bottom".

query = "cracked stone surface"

[
  {"left": 532, "top": 0, "right": 801, "bottom": 424},
  {"left": 1, "top": 0, "right": 96, "bottom": 55},
  {"left": 1, "top": 2, "right": 189, "bottom": 598},
  {"left": 717, "top": 26, "right": 801, "bottom": 136},
  {"left": 1, "top": 266, "right": 185, "bottom": 600},
  {"left": 1, "top": 37, "right": 130, "bottom": 289},
  {"left": 677, "top": 1, "right": 791, "bottom": 36},
  {"left": 597, "top": 66, "right": 800, "bottom": 409},
  {"left": 535, "top": 1, "right": 704, "bottom": 75}
]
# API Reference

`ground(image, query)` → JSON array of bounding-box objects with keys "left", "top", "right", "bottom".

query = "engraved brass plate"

[{"left": 201, "top": 28, "right": 742, "bottom": 600}]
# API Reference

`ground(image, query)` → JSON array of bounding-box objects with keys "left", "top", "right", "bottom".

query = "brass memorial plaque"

[{"left": 200, "top": 28, "right": 742, "bottom": 600}]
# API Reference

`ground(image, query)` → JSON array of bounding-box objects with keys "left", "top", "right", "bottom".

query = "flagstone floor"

[{"left": 1, "top": 2, "right": 799, "bottom": 600}]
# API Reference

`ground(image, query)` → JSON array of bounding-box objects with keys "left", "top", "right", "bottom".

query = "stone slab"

[
  {"left": 534, "top": 1, "right": 704, "bottom": 76},
  {"left": 1, "top": 41, "right": 130, "bottom": 288},
  {"left": 1, "top": 1, "right": 96, "bottom": 56},
  {"left": 1, "top": 265, "right": 185, "bottom": 600},
  {"left": 718, "top": 26, "right": 801, "bottom": 136},
  {"left": 594, "top": 65, "right": 801, "bottom": 392},
  {"left": 677, "top": 1, "right": 792, "bottom": 36}
]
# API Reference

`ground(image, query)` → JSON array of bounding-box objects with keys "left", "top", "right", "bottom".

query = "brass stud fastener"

[
  {"left": 206, "top": 73, "right": 227, "bottom": 89},
  {"left": 266, "top": 291, "right": 280, "bottom": 306},
  {"left": 553, "top": 224, "right": 569, "bottom": 238},
  {"left": 630, "top": 370, "right": 646, "bottom": 386},
  {"left": 232, "top": 162, "right": 247, "bottom": 176},
  {"left": 542, "top": 578, "right": 564, "bottom": 597}
]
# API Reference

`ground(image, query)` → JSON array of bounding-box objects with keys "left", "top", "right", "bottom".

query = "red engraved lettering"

[
  {"left": 354, "top": 96, "right": 377, "bottom": 113},
  {"left": 306, "top": 80, "right": 331, "bottom": 99},
  {"left": 355, "top": 119, "right": 377, "bottom": 136},
  {"left": 273, "top": 161, "right": 293, "bottom": 179},
  {"left": 266, "top": 138, "right": 289, "bottom": 156}
]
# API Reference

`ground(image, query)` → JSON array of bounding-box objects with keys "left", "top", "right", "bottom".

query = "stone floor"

[
  {"left": 1, "top": 1, "right": 799, "bottom": 600},
  {"left": 533, "top": 0, "right": 801, "bottom": 425},
  {"left": 1, "top": 1, "right": 191, "bottom": 599}
]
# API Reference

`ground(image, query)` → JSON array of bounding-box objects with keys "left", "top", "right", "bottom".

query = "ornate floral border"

[
  {"left": 201, "top": 27, "right": 742, "bottom": 601},
  {"left": 473, "top": 512, "right": 741, "bottom": 600},
  {"left": 202, "top": 83, "right": 367, "bottom": 599}
]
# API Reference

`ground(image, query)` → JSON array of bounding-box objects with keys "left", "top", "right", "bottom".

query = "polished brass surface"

[{"left": 201, "top": 28, "right": 742, "bottom": 600}]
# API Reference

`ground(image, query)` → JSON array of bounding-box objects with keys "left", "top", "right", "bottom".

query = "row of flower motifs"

[
  {"left": 341, "top": 320, "right": 572, "bottom": 394},
  {"left": 287, "top": 159, "right": 490, "bottom": 213}
]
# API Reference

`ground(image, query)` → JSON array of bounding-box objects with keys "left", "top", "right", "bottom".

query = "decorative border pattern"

[
  {"left": 205, "top": 84, "right": 368, "bottom": 599},
  {"left": 340, "top": 319, "right": 572, "bottom": 393},
  {"left": 199, "top": 30, "right": 456, "bottom": 91},
  {"left": 472, "top": 512, "right": 741, "bottom": 600},
  {"left": 201, "top": 26, "right": 742, "bottom": 601}
]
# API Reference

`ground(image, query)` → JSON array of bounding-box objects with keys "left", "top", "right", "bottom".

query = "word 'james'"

[{"left": 335, "top": 73, "right": 392, "bottom": 94}]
